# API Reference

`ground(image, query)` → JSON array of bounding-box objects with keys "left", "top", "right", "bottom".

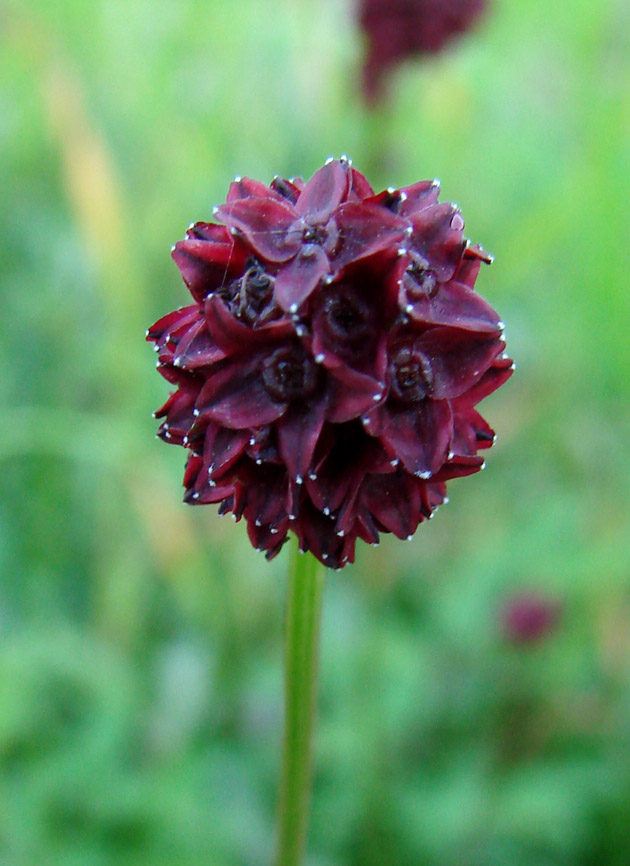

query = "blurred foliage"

[{"left": 1, "top": 0, "right": 630, "bottom": 863}]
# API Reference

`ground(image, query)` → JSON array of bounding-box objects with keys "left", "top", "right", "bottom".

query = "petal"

[
  {"left": 226, "top": 176, "right": 284, "bottom": 202},
  {"left": 172, "top": 238, "right": 248, "bottom": 303},
  {"left": 348, "top": 167, "right": 375, "bottom": 201},
  {"left": 418, "top": 329, "right": 506, "bottom": 400},
  {"left": 172, "top": 319, "right": 226, "bottom": 368},
  {"left": 202, "top": 423, "right": 250, "bottom": 479},
  {"left": 333, "top": 202, "right": 408, "bottom": 269},
  {"left": 204, "top": 295, "right": 293, "bottom": 355},
  {"left": 274, "top": 244, "right": 330, "bottom": 312},
  {"left": 295, "top": 160, "right": 350, "bottom": 223},
  {"left": 270, "top": 176, "right": 302, "bottom": 205},
  {"left": 361, "top": 472, "right": 422, "bottom": 539},
  {"left": 405, "top": 278, "right": 503, "bottom": 333},
  {"left": 147, "top": 304, "right": 200, "bottom": 342},
  {"left": 326, "top": 366, "right": 385, "bottom": 423},
  {"left": 276, "top": 398, "right": 327, "bottom": 482},
  {"left": 409, "top": 202, "right": 467, "bottom": 281},
  {"left": 451, "top": 408, "right": 496, "bottom": 456},
  {"left": 214, "top": 197, "right": 303, "bottom": 263},
  {"left": 453, "top": 356, "right": 515, "bottom": 408},
  {"left": 398, "top": 180, "right": 441, "bottom": 216},
  {"left": 243, "top": 465, "right": 290, "bottom": 527},
  {"left": 196, "top": 363, "right": 287, "bottom": 429},
  {"left": 184, "top": 222, "right": 230, "bottom": 243},
  {"left": 380, "top": 399, "right": 452, "bottom": 477},
  {"left": 432, "top": 455, "right": 485, "bottom": 482}
]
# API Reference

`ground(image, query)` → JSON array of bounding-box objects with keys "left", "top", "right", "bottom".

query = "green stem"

[{"left": 276, "top": 538, "right": 326, "bottom": 866}]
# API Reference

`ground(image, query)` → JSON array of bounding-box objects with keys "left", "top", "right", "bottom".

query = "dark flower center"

[
  {"left": 303, "top": 224, "right": 328, "bottom": 245},
  {"left": 406, "top": 259, "right": 437, "bottom": 299},
  {"left": 218, "top": 262, "right": 276, "bottom": 325},
  {"left": 389, "top": 344, "right": 433, "bottom": 404},
  {"left": 323, "top": 291, "right": 373, "bottom": 347},
  {"left": 262, "top": 346, "right": 320, "bottom": 403}
]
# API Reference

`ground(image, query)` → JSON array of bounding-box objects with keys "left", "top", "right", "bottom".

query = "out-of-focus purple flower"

[
  {"left": 502, "top": 594, "right": 562, "bottom": 645},
  {"left": 359, "top": 0, "right": 488, "bottom": 102},
  {"left": 147, "top": 158, "right": 512, "bottom": 569}
]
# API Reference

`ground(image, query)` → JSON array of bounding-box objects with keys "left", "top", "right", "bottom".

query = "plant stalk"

[{"left": 276, "top": 539, "right": 326, "bottom": 866}]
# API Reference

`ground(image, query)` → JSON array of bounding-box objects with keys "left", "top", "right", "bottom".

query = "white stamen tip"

[
  {"left": 448, "top": 451, "right": 455, "bottom": 460},
  {"left": 182, "top": 436, "right": 188, "bottom": 446},
  {"left": 406, "top": 304, "right": 414, "bottom": 314},
  {"left": 289, "top": 514, "right": 296, "bottom": 521},
  {"left": 397, "top": 247, "right": 408, "bottom": 256},
  {"left": 296, "top": 475, "right": 303, "bottom": 485},
  {"left": 212, "top": 206, "right": 220, "bottom": 216},
  {"left": 497, "top": 321, "right": 505, "bottom": 330},
  {"left": 325, "top": 274, "right": 334, "bottom": 284},
  {"left": 295, "top": 325, "right": 306, "bottom": 336},
  {"left": 481, "top": 461, "right": 486, "bottom": 470},
  {"left": 372, "top": 393, "right": 382, "bottom": 402},
  {"left": 404, "top": 225, "right": 413, "bottom": 236},
  {"left": 417, "top": 470, "right": 431, "bottom": 479},
  {"left": 399, "top": 191, "right": 408, "bottom": 202},
  {"left": 325, "top": 156, "right": 334, "bottom": 165},
  {"left": 255, "top": 458, "right": 262, "bottom": 465},
  {"left": 289, "top": 303, "right": 298, "bottom": 314},
  {"left": 299, "top": 548, "right": 305, "bottom": 554},
  {"left": 308, "top": 472, "right": 317, "bottom": 481},
  {"left": 255, "top": 519, "right": 262, "bottom": 526},
  {"left": 406, "top": 534, "right": 413, "bottom": 541},
  {"left": 234, "top": 175, "right": 242, "bottom": 182},
  {"left": 390, "top": 458, "right": 399, "bottom": 467},
  {"left": 270, "top": 527, "right": 279, "bottom": 534},
  {"left": 315, "top": 353, "right": 325, "bottom": 364},
  {"left": 170, "top": 244, "right": 176, "bottom": 253},
  {"left": 432, "top": 178, "right": 441, "bottom": 187},
  {"left": 444, "top": 497, "right": 450, "bottom": 505},
  {"left": 192, "top": 492, "right": 199, "bottom": 500},
  {"left": 337, "top": 530, "right": 345, "bottom": 537},
  {"left": 387, "top": 186, "right": 396, "bottom": 194},
  {"left": 193, "top": 409, "right": 200, "bottom": 417},
  {"left": 323, "top": 507, "right": 330, "bottom": 516},
  {"left": 249, "top": 437, "right": 256, "bottom": 445},
  {"left": 188, "top": 222, "right": 195, "bottom": 231},
  {"left": 510, "top": 362, "right": 517, "bottom": 371}
]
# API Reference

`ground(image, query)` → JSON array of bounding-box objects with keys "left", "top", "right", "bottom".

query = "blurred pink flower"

[
  {"left": 359, "top": 0, "right": 488, "bottom": 102},
  {"left": 502, "top": 594, "right": 562, "bottom": 645}
]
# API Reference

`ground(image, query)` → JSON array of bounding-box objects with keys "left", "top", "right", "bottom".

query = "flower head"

[
  {"left": 147, "top": 158, "right": 512, "bottom": 568},
  {"left": 359, "top": 0, "right": 488, "bottom": 102}
]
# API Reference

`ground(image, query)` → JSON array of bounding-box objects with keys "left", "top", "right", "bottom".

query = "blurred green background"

[{"left": 1, "top": 0, "right": 630, "bottom": 863}]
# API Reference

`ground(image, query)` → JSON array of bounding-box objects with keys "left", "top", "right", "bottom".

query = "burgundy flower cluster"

[
  {"left": 147, "top": 158, "right": 512, "bottom": 568},
  {"left": 359, "top": 0, "right": 488, "bottom": 101}
]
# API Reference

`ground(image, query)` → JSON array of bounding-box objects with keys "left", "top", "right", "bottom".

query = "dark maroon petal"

[
  {"left": 270, "top": 176, "right": 302, "bottom": 205},
  {"left": 243, "top": 465, "right": 289, "bottom": 527},
  {"left": 404, "top": 277, "right": 503, "bottom": 333},
  {"left": 204, "top": 295, "right": 293, "bottom": 355},
  {"left": 295, "top": 160, "right": 350, "bottom": 223},
  {"left": 172, "top": 319, "right": 226, "bottom": 369},
  {"left": 274, "top": 244, "right": 330, "bottom": 312},
  {"left": 398, "top": 180, "right": 441, "bottom": 216},
  {"left": 147, "top": 305, "right": 200, "bottom": 342},
  {"left": 213, "top": 198, "right": 303, "bottom": 263},
  {"left": 226, "top": 176, "right": 284, "bottom": 203},
  {"left": 172, "top": 238, "right": 248, "bottom": 303},
  {"left": 380, "top": 399, "right": 452, "bottom": 477},
  {"left": 409, "top": 202, "right": 467, "bottom": 281},
  {"left": 453, "top": 356, "right": 514, "bottom": 408},
  {"left": 326, "top": 366, "right": 385, "bottom": 423},
  {"left": 277, "top": 398, "right": 327, "bottom": 482},
  {"left": 333, "top": 202, "right": 408, "bottom": 269},
  {"left": 184, "top": 222, "right": 230, "bottom": 243},
  {"left": 202, "top": 423, "right": 250, "bottom": 479},
  {"left": 418, "top": 329, "right": 505, "bottom": 400},
  {"left": 432, "top": 455, "right": 485, "bottom": 482},
  {"left": 348, "top": 167, "right": 375, "bottom": 201},
  {"left": 451, "top": 408, "right": 495, "bottom": 456},
  {"left": 361, "top": 471, "right": 422, "bottom": 539},
  {"left": 196, "top": 363, "right": 287, "bottom": 429}
]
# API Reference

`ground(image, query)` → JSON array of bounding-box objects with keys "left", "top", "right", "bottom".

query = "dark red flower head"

[
  {"left": 359, "top": 0, "right": 488, "bottom": 102},
  {"left": 147, "top": 158, "right": 513, "bottom": 569}
]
